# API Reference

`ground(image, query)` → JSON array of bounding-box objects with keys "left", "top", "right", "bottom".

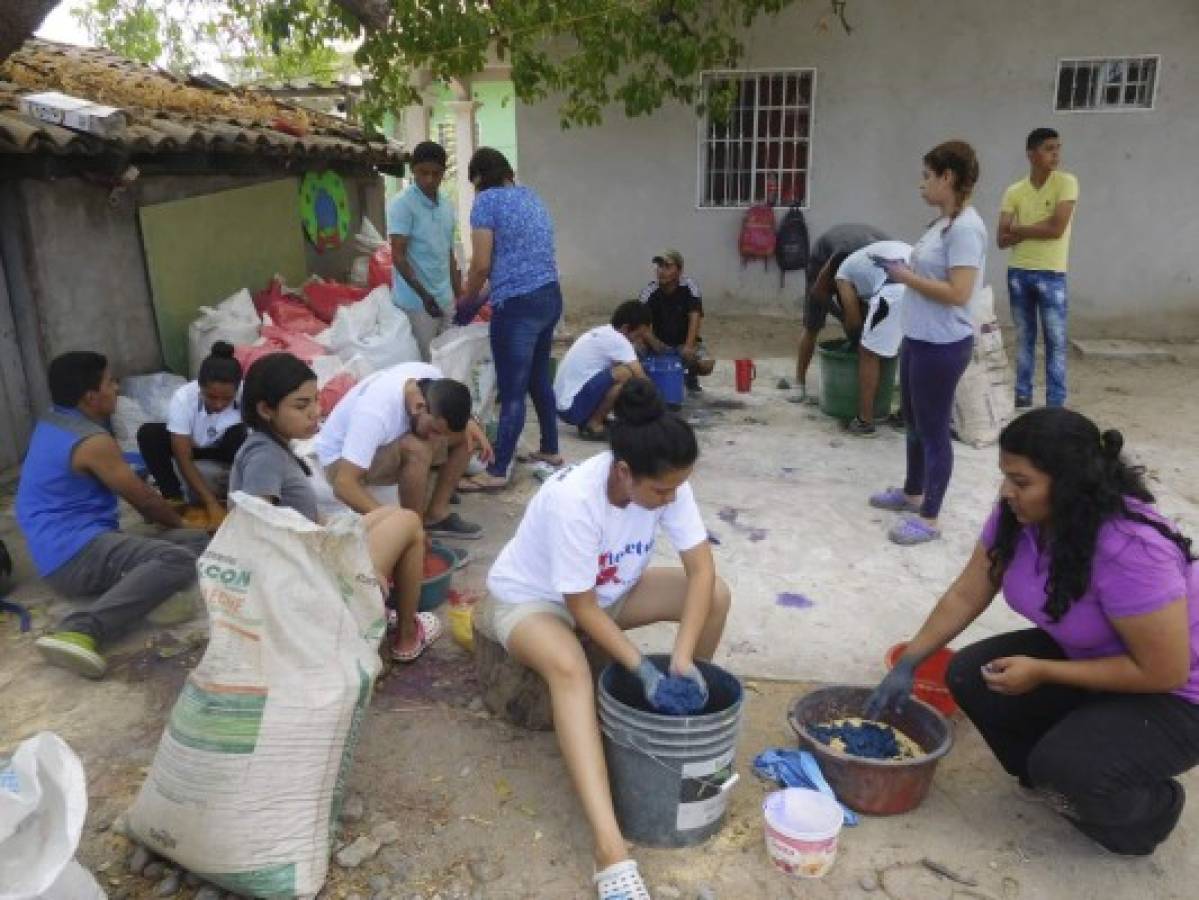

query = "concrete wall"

[
  {"left": 516, "top": 0, "right": 1199, "bottom": 337},
  {"left": 9, "top": 170, "right": 385, "bottom": 385}
]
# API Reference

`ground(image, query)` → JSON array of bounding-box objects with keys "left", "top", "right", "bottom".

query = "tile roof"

[{"left": 0, "top": 39, "right": 403, "bottom": 166}]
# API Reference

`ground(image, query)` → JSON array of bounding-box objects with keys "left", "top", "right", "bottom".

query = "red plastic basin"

[{"left": 885, "top": 643, "right": 959, "bottom": 717}]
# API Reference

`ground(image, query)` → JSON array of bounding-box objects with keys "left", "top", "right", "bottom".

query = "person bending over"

[
  {"left": 869, "top": 408, "right": 1198, "bottom": 856},
  {"left": 136, "top": 340, "right": 246, "bottom": 527},
  {"left": 477, "top": 378, "right": 731, "bottom": 899},
  {"left": 828, "top": 241, "right": 912, "bottom": 436},
  {"left": 554, "top": 300, "right": 651, "bottom": 441},
  {"left": 230, "top": 352, "right": 438, "bottom": 662},
  {"left": 793, "top": 223, "right": 890, "bottom": 403},
  {"left": 315, "top": 360, "right": 492, "bottom": 535},
  {"left": 17, "top": 351, "right": 208, "bottom": 679}
]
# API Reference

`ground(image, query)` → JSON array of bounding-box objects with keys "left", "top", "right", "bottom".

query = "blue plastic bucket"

[{"left": 643, "top": 354, "right": 685, "bottom": 407}]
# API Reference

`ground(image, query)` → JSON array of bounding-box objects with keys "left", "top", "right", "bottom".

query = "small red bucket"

[
  {"left": 734, "top": 359, "right": 756, "bottom": 393},
  {"left": 884, "top": 643, "right": 959, "bottom": 717}
]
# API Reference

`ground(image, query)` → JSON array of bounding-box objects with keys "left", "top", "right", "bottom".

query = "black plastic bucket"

[{"left": 597, "top": 655, "right": 744, "bottom": 847}]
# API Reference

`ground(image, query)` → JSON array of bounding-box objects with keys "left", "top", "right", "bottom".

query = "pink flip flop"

[{"left": 392, "top": 611, "right": 443, "bottom": 663}]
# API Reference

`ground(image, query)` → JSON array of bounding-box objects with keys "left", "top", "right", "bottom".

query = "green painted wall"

[{"left": 384, "top": 80, "right": 519, "bottom": 200}]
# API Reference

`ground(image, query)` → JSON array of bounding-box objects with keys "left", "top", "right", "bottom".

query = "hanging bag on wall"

[
  {"left": 738, "top": 203, "right": 777, "bottom": 269},
  {"left": 775, "top": 204, "right": 810, "bottom": 289}
]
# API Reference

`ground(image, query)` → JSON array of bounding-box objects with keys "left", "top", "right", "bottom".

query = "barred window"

[
  {"left": 698, "top": 69, "right": 815, "bottom": 208},
  {"left": 1056, "top": 56, "right": 1159, "bottom": 111}
]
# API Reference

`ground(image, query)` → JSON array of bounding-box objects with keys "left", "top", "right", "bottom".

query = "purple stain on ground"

[
  {"left": 776, "top": 592, "right": 815, "bottom": 609},
  {"left": 707, "top": 531, "right": 722, "bottom": 546},
  {"left": 717, "top": 507, "right": 739, "bottom": 525},
  {"left": 748, "top": 528, "right": 768, "bottom": 542}
]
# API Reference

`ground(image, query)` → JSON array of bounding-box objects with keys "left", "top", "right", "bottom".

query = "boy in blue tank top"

[{"left": 15, "top": 352, "right": 209, "bottom": 679}]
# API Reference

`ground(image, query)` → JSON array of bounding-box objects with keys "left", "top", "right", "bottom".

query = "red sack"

[
  {"left": 235, "top": 326, "right": 327, "bottom": 372},
  {"left": 303, "top": 281, "right": 369, "bottom": 324},
  {"left": 318, "top": 371, "right": 358, "bottom": 418},
  {"left": 252, "top": 276, "right": 289, "bottom": 318},
  {"left": 265, "top": 297, "right": 327, "bottom": 336},
  {"left": 367, "top": 245, "right": 393, "bottom": 290}
]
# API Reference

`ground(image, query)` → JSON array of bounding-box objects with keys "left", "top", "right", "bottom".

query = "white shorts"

[
  {"left": 476, "top": 594, "right": 630, "bottom": 650},
  {"left": 860, "top": 284, "right": 904, "bottom": 359}
]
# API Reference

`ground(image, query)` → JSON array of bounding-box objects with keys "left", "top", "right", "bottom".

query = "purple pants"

[{"left": 900, "top": 335, "right": 973, "bottom": 519}]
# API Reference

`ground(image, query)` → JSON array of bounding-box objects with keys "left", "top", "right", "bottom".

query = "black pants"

[
  {"left": 947, "top": 629, "right": 1199, "bottom": 855},
  {"left": 136, "top": 422, "right": 247, "bottom": 500}
]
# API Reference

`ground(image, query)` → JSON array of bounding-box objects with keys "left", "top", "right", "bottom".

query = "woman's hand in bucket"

[
  {"left": 632, "top": 656, "right": 664, "bottom": 704},
  {"left": 864, "top": 658, "right": 916, "bottom": 719},
  {"left": 671, "top": 658, "right": 709, "bottom": 706}
]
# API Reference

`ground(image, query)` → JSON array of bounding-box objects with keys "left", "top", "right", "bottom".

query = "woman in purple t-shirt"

[{"left": 868, "top": 408, "right": 1199, "bottom": 855}]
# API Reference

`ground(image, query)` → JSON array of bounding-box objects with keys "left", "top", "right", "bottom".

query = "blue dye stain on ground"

[
  {"left": 810, "top": 720, "right": 902, "bottom": 759},
  {"left": 651, "top": 677, "right": 708, "bottom": 715},
  {"left": 776, "top": 592, "right": 814, "bottom": 609}
]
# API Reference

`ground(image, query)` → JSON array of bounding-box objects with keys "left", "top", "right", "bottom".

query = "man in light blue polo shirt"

[{"left": 388, "top": 140, "right": 461, "bottom": 360}]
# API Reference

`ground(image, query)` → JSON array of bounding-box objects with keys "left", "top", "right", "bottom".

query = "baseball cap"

[{"left": 652, "top": 249, "right": 684, "bottom": 270}]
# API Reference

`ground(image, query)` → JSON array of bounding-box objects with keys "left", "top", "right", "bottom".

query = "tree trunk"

[{"left": 0, "top": 0, "right": 58, "bottom": 63}]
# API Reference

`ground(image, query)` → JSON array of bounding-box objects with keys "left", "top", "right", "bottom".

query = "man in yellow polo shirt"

[{"left": 998, "top": 128, "right": 1079, "bottom": 408}]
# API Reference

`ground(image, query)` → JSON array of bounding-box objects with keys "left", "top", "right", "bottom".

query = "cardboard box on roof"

[{"left": 17, "top": 90, "right": 126, "bottom": 137}]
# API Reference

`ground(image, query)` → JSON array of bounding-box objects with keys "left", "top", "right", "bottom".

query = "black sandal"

[{"left": 577, "top": 424, "right": 608, "bottom": 442}]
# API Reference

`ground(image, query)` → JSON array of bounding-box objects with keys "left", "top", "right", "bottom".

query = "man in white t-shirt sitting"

[
  {"left": 830, "top": 239, "right": 912, "bottom": 437},
  {"left": 554, "top": 301, "right": 652, "bottom": 441},
  {"left": 315, "top": 361, "right": 493, "bottom": 539}
]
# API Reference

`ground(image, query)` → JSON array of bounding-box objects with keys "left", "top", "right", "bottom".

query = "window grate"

[
  {"left": 1055, "top": 56, "right": 1159, "bottom": 112},
  {"left": 697, "top": 69, "right": 815, "bottom": 209}
]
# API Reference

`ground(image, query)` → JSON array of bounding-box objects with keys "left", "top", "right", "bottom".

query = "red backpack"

[{"left": 739, "top": 202, "right": 777, "bottom": 267}]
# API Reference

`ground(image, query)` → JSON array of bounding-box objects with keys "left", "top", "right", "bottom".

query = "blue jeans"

[
  {"left": 1008, "top": 268, "right": 1069, "bottom": 407},
  {"left": 488, "top": 281, "right": 562, "bottom": 476},
  {"left": 901, "top": 336, "right": 974, "bottom": 520}
]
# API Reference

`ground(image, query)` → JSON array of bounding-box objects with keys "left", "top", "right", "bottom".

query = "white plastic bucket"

[{"left": 762, "top": 788, "right": 844, "bottom": 879}]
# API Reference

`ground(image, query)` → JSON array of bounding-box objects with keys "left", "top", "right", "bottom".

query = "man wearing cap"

[
  {"left": 639, "top": 250, "right": 714, "bottom": 393},
  {"left": 388, "top": 140, "right": 462, "bottom": 361}
]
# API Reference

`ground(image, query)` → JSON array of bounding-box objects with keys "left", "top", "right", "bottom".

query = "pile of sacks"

[{"left": 187, "top": 273, "right": 421, "bottom": 419}]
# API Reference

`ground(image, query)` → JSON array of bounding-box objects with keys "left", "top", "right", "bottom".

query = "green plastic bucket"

[{"left": 816, "top": 339, "right": 898, "bottom": 421}]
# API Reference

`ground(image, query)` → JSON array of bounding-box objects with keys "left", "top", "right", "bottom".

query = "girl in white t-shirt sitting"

[
  {"left": 479, "top": 378, "right": 731, "bottom": 900},
  {"left": 137, "top": 341, "right": 246, "bottom": 525}
]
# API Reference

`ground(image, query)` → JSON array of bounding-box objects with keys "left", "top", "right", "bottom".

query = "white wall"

[{"left": 516, "top": 0, "right": 1199, "bottom": 337}]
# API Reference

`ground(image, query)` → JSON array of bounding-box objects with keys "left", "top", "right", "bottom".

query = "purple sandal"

[
  {"left": 869, "top": 487, "right": 921, "bottom": 513},
  {"left": 889, "top": 516, "right": 941, "bottom": 546}
]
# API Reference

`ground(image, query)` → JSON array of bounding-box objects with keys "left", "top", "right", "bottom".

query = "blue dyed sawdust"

[
  {"left": 651, "top": 677, "right": 707, "bottom": 715},
  {"left": 810, "top": 720, "right": 903, "bottom": 759}
]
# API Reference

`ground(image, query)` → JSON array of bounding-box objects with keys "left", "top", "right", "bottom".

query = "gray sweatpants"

[
  {"left": 45, "top": 529, "right": 209, "bottom": 645},
  {"left": 404, "top": 305, "right": 450, "bottom": 362}
]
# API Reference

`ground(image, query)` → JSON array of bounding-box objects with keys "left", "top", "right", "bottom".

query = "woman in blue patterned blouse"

[{"left": 461, "top": 147, "right": 563, "bottom": 490}]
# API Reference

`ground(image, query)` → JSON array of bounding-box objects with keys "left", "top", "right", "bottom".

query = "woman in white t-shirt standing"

[
  {"left": 137, "top": 341, "right": 246, "bottom": 525},
  {"left": 870, "top": 141, "right": 986, "bottom": 546},
  {"left": 479, "top": 379, "right": 730, "bottom": 900}
]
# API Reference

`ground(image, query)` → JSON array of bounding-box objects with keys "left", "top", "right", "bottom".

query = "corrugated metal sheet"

[{"left": 0, "top": 40, "right": 403, "bottom": 165}]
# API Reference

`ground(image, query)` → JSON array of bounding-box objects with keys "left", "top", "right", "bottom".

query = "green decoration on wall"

[{"left": 300, "top": 171, "right": 351, "bottom": 252}]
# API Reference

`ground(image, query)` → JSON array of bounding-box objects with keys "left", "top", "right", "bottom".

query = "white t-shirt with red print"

[{"left": 487, "top": 451, "right": 708, "bottom": 608}]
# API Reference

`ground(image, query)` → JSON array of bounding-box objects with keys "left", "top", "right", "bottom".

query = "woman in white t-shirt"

[
  {"left": 479, "top": 379, "right": 730, "bottom": 900},
  {"left": 136, "top": 341, "right": 246, "bottom": 525}
]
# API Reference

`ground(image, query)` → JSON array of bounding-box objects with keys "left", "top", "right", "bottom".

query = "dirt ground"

[{"left": 2, "top": 314, "right": 1198, "bottom": 900}]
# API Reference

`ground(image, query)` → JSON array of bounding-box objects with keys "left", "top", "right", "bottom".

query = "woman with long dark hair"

[
  {"left": 869, "top": 408, "right": 1199, "bottom": 855},
  {"left": 229, "top": 353, "right": 439, "bottom": 662},
  {"left": 870, "top": 140, "right": 986, "bottom": 545},
  {"left": 459, "top": 147, "right": 562, "bottom": 491},
  {"left": 478, "top": 379, "right": 730, "bottom": 899}
]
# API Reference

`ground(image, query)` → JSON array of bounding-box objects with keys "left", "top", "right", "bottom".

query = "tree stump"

[{"left": 473, "top": 624, "right": 612, "bottom": 731}]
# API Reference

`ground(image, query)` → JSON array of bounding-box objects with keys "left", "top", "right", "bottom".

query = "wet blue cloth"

[
  {"left": 752, "top": 748, "right": 859, "bottom": 826},
  {"left": 651, "top": 676, "right": 708, "bottom": 715},
  {"left": 810, "top": 720, "right": 902, "bottom": 759}
]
